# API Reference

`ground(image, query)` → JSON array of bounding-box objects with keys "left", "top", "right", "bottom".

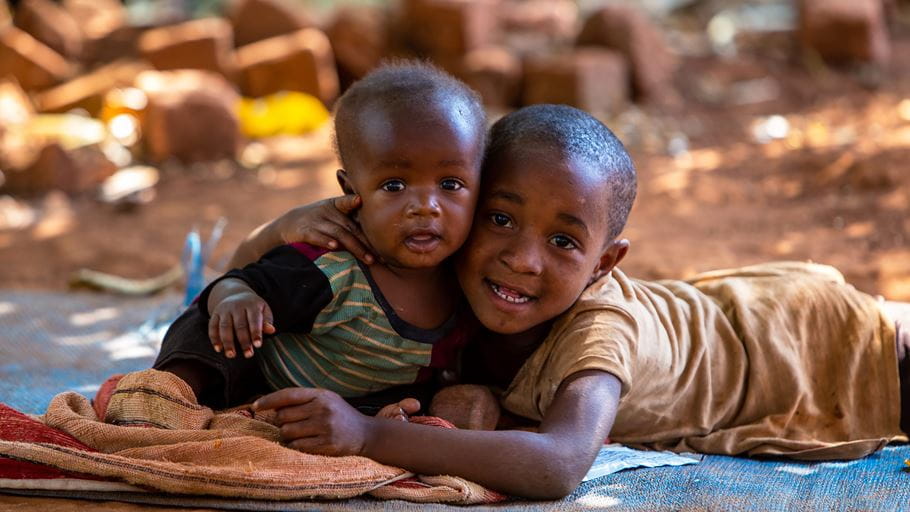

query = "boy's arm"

[
  {"left": 228, "top": 195, "right": 373, "bottom": 269},
  {"left": 257, "top": 369, "right": 620, "bottom": 499}
]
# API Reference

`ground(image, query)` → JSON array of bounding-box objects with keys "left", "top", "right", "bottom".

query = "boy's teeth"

[{"left": 490, "top": 282, "right": 531, "bottom": 304}]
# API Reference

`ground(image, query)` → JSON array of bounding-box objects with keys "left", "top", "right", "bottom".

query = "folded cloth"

[{"left": 0, "top": 369, "right": 505, "bottom": 504}]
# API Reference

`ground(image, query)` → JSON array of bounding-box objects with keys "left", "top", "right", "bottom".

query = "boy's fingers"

[
  {"left": 287, "top": 436, "right": 327, "bottom": 454},
  {"left": 332, "top": 194, "right": 361, "bottom": 214},
  {"left": 299, "top": 229, "right": 338, "bottom": 251},
  {"left": 253, "top": 387, "right": 320, "bottom": 411},
  {"left": 218, "top": 315, "right": 237, "bottom": 358},
  {"left": 326, "top": 224, "right": 374, "bottom": 264}
]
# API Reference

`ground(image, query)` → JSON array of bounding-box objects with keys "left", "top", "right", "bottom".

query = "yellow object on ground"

[{"left": 238, "top": 91, "right": 330, "bottom": 138}]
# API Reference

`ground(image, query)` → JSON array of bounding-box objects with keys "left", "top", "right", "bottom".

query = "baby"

[{"left": 153, "top": 62, "right": 486, "bottom": 410}]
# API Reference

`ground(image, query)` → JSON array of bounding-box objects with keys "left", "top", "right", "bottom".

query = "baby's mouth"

[
  {"left": 486, "top": 279, "right": 535, "bottom": 304},
  {"left": 404, "top": 232, "right": 441, "bottom": 253}
]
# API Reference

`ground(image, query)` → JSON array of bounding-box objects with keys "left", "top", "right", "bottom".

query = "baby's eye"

[
  {"left": 490, "top": 212, "right": 513, "bottom": 228},
  {"left": 381, "top": 180, "right": 405, "bottom": 192},
  {"left": 440, "top": 178, "right": 464, "bottom": 191},
  {"left": 550, "top": 235, "right": 577, "bottom": 250}
]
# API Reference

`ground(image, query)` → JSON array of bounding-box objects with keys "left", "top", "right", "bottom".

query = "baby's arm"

[
  {"left": 228, "top": 195, "right": 374, "bottom": 269},
  {"left": 206, "top": 278, "right": 275, "bottom": 359},
  {"left": 255, "top": 369, "right": 620, "bottom": 499}
]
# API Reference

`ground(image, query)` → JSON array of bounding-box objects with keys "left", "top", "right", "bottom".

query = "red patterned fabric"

[{"left": 0, "top": 403, "right": 104, "bottom": 480}]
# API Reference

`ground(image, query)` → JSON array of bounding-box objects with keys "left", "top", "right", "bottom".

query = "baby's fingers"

[
  {"left": 217, "top": 314, "right": 238, "bottom": 359},
  {"left": 208, "top": 314, "right": 223, "bottom": 354}
]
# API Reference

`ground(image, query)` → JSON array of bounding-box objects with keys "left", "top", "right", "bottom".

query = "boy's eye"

[
  {"left": 440, "top": 178, "right": 464, "bottom": 191},
  {"left": 550, "top": 235, "right": 577, "bottom": 250},
  {"left": 381, "top": 180, "right": 405, "bottom": 192},
  {"left": 490, "top": 212, "right": 513, "bottom": 228}
]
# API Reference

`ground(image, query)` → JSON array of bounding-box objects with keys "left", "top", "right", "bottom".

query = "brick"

[
  {"left": 577, "top": 5, "right": 676, "bottom": 101},
  {"left": 460, "top": 46, "right": 521, "bottom": 107},
  {"left": 522, "top": 48, "right": 628, "bottom": 115},
  {"left": 498, "top": 0, "right": 577, "bottom": 42},
  {"left": 13, "top": 0, "right": 83, "bottom": 60},
  {"left": 0, "top": 27, "right": 72, "bottom": 91},
  {"left": 799, "top": 0, "right": 890, "bottom": 65},
  {"left": 326, "top": 6, "right": 389, "bottom": 85},
  {"left": 235, "top": 28, "right": 338, "bottom": 104},
  {"left": 35, "top": 60, "right": 150, "bottom": 117},
  {"left": 139, "top": 18, "right": 235, "bottom": 79},
  {"left": 3, "top": 125, "right": 118, "bottom": 195},
  {"left": 402, "top": 0, "right": 499, "bottom": 58},
  {"left": 136, "top": 70, "right": 241, "bottom": 163},
  {"left": 228, "top": 0, "right": 314, "bottom": 48},
  {"left": 81, "top": 24, "right": 147, "bottom": 68},
  {"left": 63, "top": 0, "right": 127, "bottom": 40}
]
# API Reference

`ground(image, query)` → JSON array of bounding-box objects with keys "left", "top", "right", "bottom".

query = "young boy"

[
  {"left": 243, "top": 104, "right": 909, "bottom": 499},
  {"left": 153, "top": 62, "right": 487, "bottom": 409}
]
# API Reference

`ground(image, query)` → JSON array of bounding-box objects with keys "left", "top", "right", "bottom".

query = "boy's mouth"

[{"left": 485, "top": 279, "right": 535, "bottom": 304}]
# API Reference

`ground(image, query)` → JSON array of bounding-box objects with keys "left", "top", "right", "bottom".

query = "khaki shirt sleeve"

[{"left": 501, "top": 307, "right": 638, "bottom": 421}]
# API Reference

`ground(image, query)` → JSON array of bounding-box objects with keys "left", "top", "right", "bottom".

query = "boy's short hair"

[
  {"left": 333, "top": 60, "right": 487, "bottom": 169},
  {"left": 484, "top": 104, "right": 637, "bottom": 240}
]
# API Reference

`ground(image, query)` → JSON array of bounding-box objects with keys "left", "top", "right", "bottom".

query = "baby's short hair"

[
  {"left": 333, "top": 60, "right": 486, "bottom": 169},
  {"left": 484, "top": 104, "right": 637, "bottom": 240}
]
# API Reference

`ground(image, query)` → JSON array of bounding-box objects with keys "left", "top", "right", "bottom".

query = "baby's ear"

[
  {"left": 589, "top": 239, "right": 630, "bottom": 284},
  {"left": 336, "top": 169, "right": 355, "bottom": 195}
]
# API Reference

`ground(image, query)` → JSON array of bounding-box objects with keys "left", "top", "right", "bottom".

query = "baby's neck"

[{"left": 368, "top": 262, "right": 458, "bottom": 330}]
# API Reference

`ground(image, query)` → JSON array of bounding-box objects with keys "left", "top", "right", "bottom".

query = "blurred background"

[{"left": 0, "top": 0, "right": 908, "bottom": 302}]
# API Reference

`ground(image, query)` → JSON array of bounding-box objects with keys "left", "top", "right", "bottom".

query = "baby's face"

[
  {"left": 344, "top": 101, "right": 482, "bottom": 269},
  {"left": 456, "top": 149, "right": 614, "bottom": 334}
]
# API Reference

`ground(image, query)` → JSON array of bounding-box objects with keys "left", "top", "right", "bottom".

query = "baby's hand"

[
  {"left": 281, "top": 194, "right": 376, "bottom": 264},
  {"left": 208, "top": 290, "right": 275, "bottom": 359},
  {"left": 376, "top": 398, "right": 421, "bottom": 422}
]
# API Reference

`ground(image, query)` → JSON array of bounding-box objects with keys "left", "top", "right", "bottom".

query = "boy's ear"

[
  {"left": 589, "top": 239, "right": 629, "bottom": 284},
  {"left": 336, "top": 169, "right": 355, "bottom": 195}
]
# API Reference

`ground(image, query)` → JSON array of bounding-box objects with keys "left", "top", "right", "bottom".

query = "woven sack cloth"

[{"left": 0, "top": 369, "right": 504, "bottom": 504}]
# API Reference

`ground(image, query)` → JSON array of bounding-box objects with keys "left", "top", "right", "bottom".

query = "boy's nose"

[{"left": 500, "top": 235, "right": 543, "bottom": 275}]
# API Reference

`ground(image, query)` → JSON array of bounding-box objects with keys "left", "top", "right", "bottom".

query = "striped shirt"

[{"left": 203, "top": 243, "right": 467, "bottom": 397}]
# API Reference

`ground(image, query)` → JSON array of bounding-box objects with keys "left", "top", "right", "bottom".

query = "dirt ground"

[{"left": 1, "top": 34, "right": 909, "bottom": 302}]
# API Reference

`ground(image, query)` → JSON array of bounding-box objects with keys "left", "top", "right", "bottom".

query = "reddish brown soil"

[{"left": 1, "top": 37, "right": 909, "bottom": 301}]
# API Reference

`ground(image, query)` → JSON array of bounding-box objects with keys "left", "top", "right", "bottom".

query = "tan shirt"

[{"left": 501, "top": 262, "right": 905, "bottom": 459}]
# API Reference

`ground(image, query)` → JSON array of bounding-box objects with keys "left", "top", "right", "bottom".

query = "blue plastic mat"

[
  {"left": 0, "top": 290, "right": 181, "bottom": 414},
  {"left": 1, "top": 290, "right": 908, "bottom": 510}
]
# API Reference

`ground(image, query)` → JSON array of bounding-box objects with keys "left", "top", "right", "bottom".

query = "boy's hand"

[
  {"left": 209, "top": 290, "right": 275, "bottom": 359},
  {"left": 253, "top": 388, "right": 373, "bottom": 457},
  {"left": 282, "top": 194, "right": 376, "bottom": 264},
  {"left": 376, "top": 398, "right": 421, "bottom": 422}
]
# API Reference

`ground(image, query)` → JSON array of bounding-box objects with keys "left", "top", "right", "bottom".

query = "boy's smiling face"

[
  {"left": 340, "top": 100, "right": 482, "bottom": 269},
  {"left": 456, "top": 148, "right": 628, "bottom": 334}
]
